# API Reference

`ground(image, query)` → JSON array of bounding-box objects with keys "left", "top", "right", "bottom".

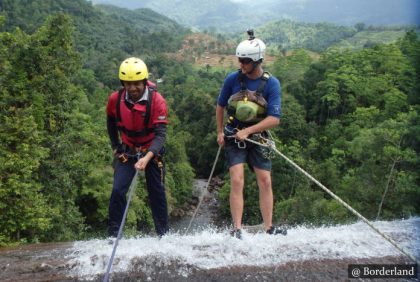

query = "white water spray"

[{"left": 67, "top": 217, "right": 419, "bottom": 280}]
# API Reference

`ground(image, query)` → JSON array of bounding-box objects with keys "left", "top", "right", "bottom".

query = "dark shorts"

[{"left": 224, "top": 128, "right": 272, "bottom": 171}]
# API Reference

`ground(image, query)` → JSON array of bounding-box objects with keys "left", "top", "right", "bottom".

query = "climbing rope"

[
  {"left": 103, "top": 168, "right": 142, "bottom": 282},
  {"left": 183, "top": 127, "right": 417, "bottom": 263},
  {"left": 243, "top": 133, "right": 418, "bottom": 264},
  {"left": 184, "top": 145, "right": 222, "bottom": 235}
]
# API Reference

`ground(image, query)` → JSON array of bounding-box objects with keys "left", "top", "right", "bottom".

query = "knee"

[
  {"left": 230, "top": 175, "right": 244, "bottom": 191},
  {"left": 258, "top": 176, "right": 272, "bottom": 190}
]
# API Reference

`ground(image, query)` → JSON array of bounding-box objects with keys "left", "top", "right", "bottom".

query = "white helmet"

[{"left": 236, "top": 33, "right": 266, "bottom": 62}]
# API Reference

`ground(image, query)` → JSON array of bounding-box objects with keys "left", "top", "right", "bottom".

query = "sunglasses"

[{"left": 238, "top": 57, "right": 253, "bottom": 64}]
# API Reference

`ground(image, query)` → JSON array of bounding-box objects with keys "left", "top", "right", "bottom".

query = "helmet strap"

[{"left": 247, "top": 61, "right": 261, "bottom": 75}]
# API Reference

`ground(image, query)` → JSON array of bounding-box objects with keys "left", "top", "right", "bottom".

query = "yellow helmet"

[{"left": 119, "top": 57, "right": 148, "bottom": 81}]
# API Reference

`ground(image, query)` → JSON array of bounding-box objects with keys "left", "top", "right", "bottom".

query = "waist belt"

[{"left": 122, "top": 143, "right": 148, "bottom": 155}]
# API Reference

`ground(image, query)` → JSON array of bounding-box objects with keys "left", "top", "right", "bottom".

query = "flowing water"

[
  {"left": 170, "top": 179, "right": 216, "bottom": 233},
  {"left": 0, "top": 179, "right": 419, "bottom": 281},
  {"left": 65, "top": 217, "right": 419, "bottom": 281}
]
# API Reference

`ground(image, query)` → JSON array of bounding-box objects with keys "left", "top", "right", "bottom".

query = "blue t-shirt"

[{"left": 217, "top": 71, "right": 282, "bottom": 118}]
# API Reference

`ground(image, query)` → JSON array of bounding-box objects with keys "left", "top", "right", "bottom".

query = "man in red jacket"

[{"left": 106, "top": 57, "right": 169, "bottom": 237}]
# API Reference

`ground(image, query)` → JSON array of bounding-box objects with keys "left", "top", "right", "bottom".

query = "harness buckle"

[
  {"left": 120, "top": 143, "right": 149, "bottom": 160},
  {"left": 135, "top": 146, "right": 148, "bottom": 153},
  {"left": 118, "top": 153, "right": 128, "bottom": 163},
  {"left": 134, "top": 146, "right": 148, "bottom": 160}
]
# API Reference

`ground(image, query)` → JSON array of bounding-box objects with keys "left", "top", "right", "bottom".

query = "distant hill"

[
  {"left": 330, "top": 29, "right": 414, "bottom": 50},
  {"left": 91, "top": 0, "right": 420, "bottom": 32},
  {"left": 258, "top": 20, "right": 357, "bottom": 52},
  {"left": 93, "top": 0, "right": 242, "bottom": 31},
  {"left": 95, "top": 4, "right": 184, "bottom": 34},
  {"left": 0, "top": 1, "right": 186, "bottom": 41},
  {"left": 0, "top": 0, "right": 189, "bottom": 86},
  {"left": 256, "top": 20, "right": 417, "bottom": 53},
  {"left": 251, "top": 0, "right": 420, "bottom": 26}
]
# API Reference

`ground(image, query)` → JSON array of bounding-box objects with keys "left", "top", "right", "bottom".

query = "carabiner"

[{"left": 235, "top": 139, "right": 246, "bottom": 149}]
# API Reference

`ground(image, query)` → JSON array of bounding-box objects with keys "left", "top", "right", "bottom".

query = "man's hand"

[
  {"left": 217, "top": 132, "right": 225, "bottom": 146},
  {"left": 234, "top": 128, "right": 251, "bottom": 141},
  {"left": 134, "top": 151, "right": 154, "bottom": 171}
]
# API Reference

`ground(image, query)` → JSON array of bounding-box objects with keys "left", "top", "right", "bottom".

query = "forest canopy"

[{"left": 0, "top": 0, "right": 419, "bottom": 245}]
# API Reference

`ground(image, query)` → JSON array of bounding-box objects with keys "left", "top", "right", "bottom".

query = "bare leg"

[
  {"left": 254, "top": 167, "right": 273, "bottom": 231},
  {"left": 229, "top": 163, "right": 245, "bottom": 229}
]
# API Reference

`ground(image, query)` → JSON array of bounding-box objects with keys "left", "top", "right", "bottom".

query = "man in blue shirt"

[{"left": 216, "top": 30, "right": 286, "bottom": 239}]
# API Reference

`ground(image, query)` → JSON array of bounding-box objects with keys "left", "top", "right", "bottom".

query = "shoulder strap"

[
  {"left": 116, "top": 87, "right": 155, "bottom": 127},
  {"left": 238, "top": 69, "right": 246, "bottom": 91},
  {"left": 144, "top": 86, "right": 154, "bottom": 127},
  {"left": 116, "top": 88, "right": 125, "bottom": 122},
  {"left": 114, "top": 87, "right": 155, "bottom": 140},
  {"left": 256, "top": 71, "right": 271, "bottom": 96}
]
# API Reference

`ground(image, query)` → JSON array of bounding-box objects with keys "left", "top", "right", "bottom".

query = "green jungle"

[{"left": 0, "top": 0, "right": 419, "bottom": 245}]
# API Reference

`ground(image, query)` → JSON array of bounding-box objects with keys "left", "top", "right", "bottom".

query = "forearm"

[
  {"left": 135, "top": 125, "right": 166, "bottom": 171},
  {"left": 148, "top": 124, "right": 167, "bottom": 157},
  {"left": 244, "top": 116, "right": 280, "bottom": 135},
  {"left": 216, "top": 105, "right": 225, "bottom": 133}
]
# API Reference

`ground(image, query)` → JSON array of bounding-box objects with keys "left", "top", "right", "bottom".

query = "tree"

[
  {"left": 271, "top": 48, "right": 312, "bottom": 87},
  {"left": 0, "top": 107, "right": 50, "bottom": 243},
  {"left": 355, "top": 23, "right": 365, "bottom": 32},
  {"left": 342, "top": 111, "right": 418, "bottom": 219},
  {"left": 0, "top": 14, "right": 111, "bottom": 243}
]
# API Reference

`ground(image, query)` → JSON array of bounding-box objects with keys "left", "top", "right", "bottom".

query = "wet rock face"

[
  {"left": 0, "top": 242, "right": 77, "bottom": 282},
  {"left": 0, "top": 243, "right": 413, "bottom": 282},
  {"left": 0, "top": 179, "right": 418, "bottom": 282},
  {"left": 97, "top": 257, "right": 415, "bottom": 281}
]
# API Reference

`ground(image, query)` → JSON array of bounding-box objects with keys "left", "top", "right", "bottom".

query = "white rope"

[
  {"left": 243, "top": 135, "right": 418, "bottom": 264},
  {"left": 103, "top": 170, "right": 141, "bottom": 282},
  {"left": 185, "top": 145, "right": 222, "bottom": 235}
]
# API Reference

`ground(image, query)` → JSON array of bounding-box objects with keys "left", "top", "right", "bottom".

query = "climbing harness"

[
  {"left": 103, "top": 153, "right": 143, "bottom": 282},
  {"left": 226, "top": 71, "right": 270, "bottom": 124},
  {"left": 225, "top": 127, "right": 247, "bottom": 149},
  {"left": 116, "top": 144, "right": 149, "bottom": 164},
  {"left": 184, "top": 145, "right": 222, "bottom": 235},
  {"left": 244, "top": 133, "right": 419, "bottom": 264},
  {"left": 225, "top": 126, "right": 276, "bottom": 159}
]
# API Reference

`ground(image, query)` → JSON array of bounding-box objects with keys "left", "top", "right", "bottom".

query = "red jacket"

[{"left": 106, "top": 82, "right": 168, "bottom": 148}]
